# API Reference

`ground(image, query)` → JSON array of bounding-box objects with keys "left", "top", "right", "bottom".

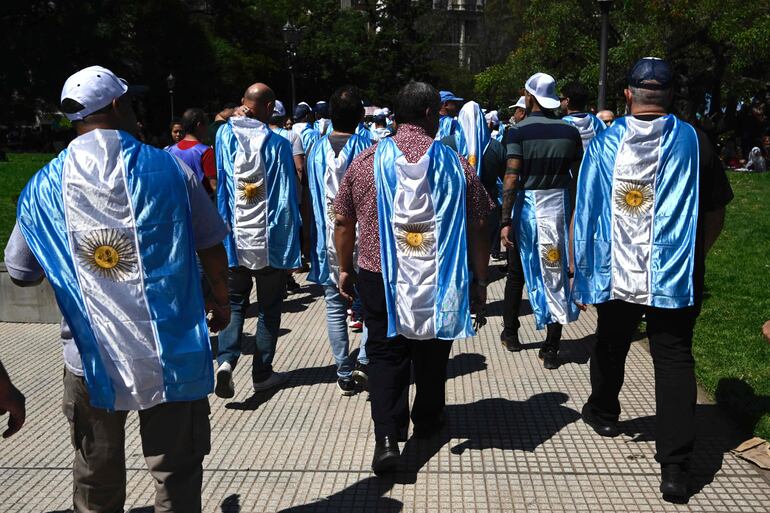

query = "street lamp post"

[
  {"left": 597, "top": 0, "right": 613, "bottom": 111},
  {"left": 282, "top": 21, "right": 302, "bottom": 113},
  {"left": 166, "top": 73, "right": 176, "bottom": 120}
]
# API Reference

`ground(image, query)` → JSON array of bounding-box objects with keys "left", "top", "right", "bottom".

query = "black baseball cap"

[{"left": 627, "top": 57, "right": 673, "bottom": 90}]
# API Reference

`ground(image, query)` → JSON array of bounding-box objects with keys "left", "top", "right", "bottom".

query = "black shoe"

[
  {"left": 500, "top": 329, "right": 522, "bottom": 352},
  {"left": 352, "top": 362, "right": 368, "bottom": 386},
  {"left": 286, "top": 276, "right": 301, "bottom": 293},
  {"left": 580, "top": 404, "right": 620, "bottom": 437},
  {"left": 372, "top": 436, "right": 400, "bottom": 475},
  {"left": 337, "top": 377, "right": 357, "bottom": 396},
  {"left": 413, "top": 413, "right": 446, "bottom": 439},
  {"left": 541, "top": 348, "right": 559, "bottom": 370},
  {"left": 660, "top": 464, "right": 689, "bottom": 503}
]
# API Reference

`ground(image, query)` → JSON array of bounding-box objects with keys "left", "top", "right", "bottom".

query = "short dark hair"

[
  {"left": 329, "top": 85, "right": 363, "bottom": 133},
  {"left": 169, "top": 117, "right": 182, "bottom": 130},
  {"left": 181, "top": 108, "right": 207, "bottom": 134},
  {"left": 395, "top": 81, "right": 440, "bottom": 124},
  {"left": 562, "top": 81, "right": 590, "bottom": 111}
]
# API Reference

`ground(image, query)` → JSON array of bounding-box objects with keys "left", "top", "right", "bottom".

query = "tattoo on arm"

[{"left": 501, "top": 188, "right": 516, "bottom": 224}]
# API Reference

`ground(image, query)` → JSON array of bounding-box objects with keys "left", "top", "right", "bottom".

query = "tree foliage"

[{"left": 475, "top": 0, "right": 770, "bottom": 112}]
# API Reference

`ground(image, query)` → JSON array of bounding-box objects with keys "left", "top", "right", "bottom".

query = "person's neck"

[
  {"left": 631, "top": 105, "right": 667, "bottom": 117},
  {"left": 331, "top": 129, "right": 354, "bottom": 137},
  {"left": 567, "top": 108, "right": 584, "bottom": 114},
  {"left": 530, "top": 104, "right": 542, "bottom": 114},
  {"left": 182, "top": 134, "right": 200, "bottom": 143}
]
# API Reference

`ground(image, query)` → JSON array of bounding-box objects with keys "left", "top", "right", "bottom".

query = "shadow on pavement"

[
  {"left": 277, "top": 392, "right": 579, "bottom": 511},
  {"left": 220, "top": 493, "right": 241, "bottom": 512},
  {"left": 557, "top": 334, "right": 595, "bottom": 365},
  {"left": 225, "top": 364, "right": 338, "bottom": 411},
  {"left": 485, "top": 298, "right": 532, "bottom": 318},
  {"left": 622, "top": 402, "right": 749, "bottom": 500}
]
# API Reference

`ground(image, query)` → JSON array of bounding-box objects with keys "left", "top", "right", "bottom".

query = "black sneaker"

[
  {"left": 541, "top": 348, "right": 559, "bottom": 370},
  {"left": 337, "top": 377, "right": 357, "bottom": 396},
  {"left": 500, "top": 329, "right": 522, "bottom": 352},
  {"left": 352, "top": 362, "right": 368, "bottom": 386}
]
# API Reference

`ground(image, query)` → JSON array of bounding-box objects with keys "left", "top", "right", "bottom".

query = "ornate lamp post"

[
  {"left": 282, "top": 21, "right": 302, "bottom": 113},
  {"left": 597, "top": 0, "right": 613, "bottom": 110},
  {"left": 166, "top": 73, "right": 176, "bottom": 120}
]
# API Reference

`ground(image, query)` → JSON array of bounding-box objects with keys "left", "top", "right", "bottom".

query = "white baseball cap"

[
  {"left": 273, "top": 100, "right": 286, "bottom": 117},
  {"left": 507, "top": 96, "right": 526, "bottom": 110},
  {"left": 60, "top": 65, "right": 130, "bottom": 121},
  {"left": 524, "top": 72, "right": 560, "bottom": 110}
]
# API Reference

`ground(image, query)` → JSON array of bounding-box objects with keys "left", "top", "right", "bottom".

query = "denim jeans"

[
  {"left": 323, "top": 284, "right": 368, "bottom": 378},
  {"left": 216, "top": 266, "right": 286, "bottom": 383}
]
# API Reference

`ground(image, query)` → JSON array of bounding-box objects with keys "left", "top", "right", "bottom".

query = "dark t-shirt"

[
  {"left": 504, "top": 112, "right": 583, "bottom": 190},
  {"left": 635, "top": 114, "right": 734, "bottom": 304}
]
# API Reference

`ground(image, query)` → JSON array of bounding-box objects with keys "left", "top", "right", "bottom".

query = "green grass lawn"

[
  {"left": 694, "top": 171, "right": 770, "bottom": 440},
  {"left": 0, "top": 153, "right": 55, "bottom": 246},
  {"left": 1, "top": 154, "right": 768, "bottom": 439}
]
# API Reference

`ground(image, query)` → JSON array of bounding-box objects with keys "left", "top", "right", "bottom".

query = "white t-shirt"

[{"left": 272, "top": 127, "right": 305, "bottom": 156}]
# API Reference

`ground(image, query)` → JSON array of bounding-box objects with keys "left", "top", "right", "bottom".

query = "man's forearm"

[
  {"left": 703, "top": 208, "right": 726, "bottom": 254},
  {"left": 197, "top": 243, "right": 229, "bottom": 306},
  {"left": 501, "top": 174, "right": 518, "bottom": 224},
  {"left": 468, "top": 219, "right": 490, "bottom": 283},
  {"left": 334, "top": 216, "right": 356, "bottom": 273}
]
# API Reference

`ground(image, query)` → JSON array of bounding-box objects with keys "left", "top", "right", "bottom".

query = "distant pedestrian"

[
  {"left": 167, "top": 108, "right": 218, "bottom": 196},
  {"left": 560, "top": 81, "right": 605, "bottom": 150},
  {"left": 597, "top": 109, "right": 615, "bottom": 126},
  {"left": 166, "top": 118, "right": 184, "bottom": 148}
]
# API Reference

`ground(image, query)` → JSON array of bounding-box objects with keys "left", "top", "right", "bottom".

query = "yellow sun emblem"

[
  {"left": 468, "top": 155, "right": 477, "bottom": 167},
  {"left": 78, "top": 229, "right": 137, "bottom": 281},
  {"left": 541, "top": 244, "right": 562, "bottom": 269},
  {"left": 615, "top": 181, "right": 653, "bottom": 215},
  {"left": 395, "top": 223, "right": 435, "bottom": 256},
  {"left": 326, "top": 198, "right": 336, "bottom": 223},
  {"left": 237, "top": 177, "right": 265, "bottom": 205}
]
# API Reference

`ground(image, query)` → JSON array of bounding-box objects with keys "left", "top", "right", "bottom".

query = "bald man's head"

[{"left": 240, "top": 82, "right": 276, "bottom": 123}]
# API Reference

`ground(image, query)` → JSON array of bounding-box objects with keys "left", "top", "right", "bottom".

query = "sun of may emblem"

[
  {"left": 615, "top": 181, "right": 653, "bottom": 215},
  {"left": 78, "top": 229, "right": 137, "bottom": 281},
  {"left": 541, "top": 244, "right": 561, "bottom": 268},
  {"left": 468, "top": 154, "right": 477, "bottom": 167},
  {"left": 326, "top": 198, "right": 336, "bottom": 223},
  {"left": 395, "top": 222, "right": 435, "bottom": 256},
  {"left": 237, "top": 177, "right": 265, "bottom": 205}
]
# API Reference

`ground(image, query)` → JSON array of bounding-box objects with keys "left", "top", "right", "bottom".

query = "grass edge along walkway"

[{"left": 1, "top": 154, "right": 769, "bottom": 439}]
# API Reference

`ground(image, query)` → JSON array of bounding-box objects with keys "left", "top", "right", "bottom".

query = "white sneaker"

[
  {"left": 253, "top": 371, "right": 289, "bottom": 392},
  {"left": 215, "top": 361, "right": 235, "bottom": 399}
]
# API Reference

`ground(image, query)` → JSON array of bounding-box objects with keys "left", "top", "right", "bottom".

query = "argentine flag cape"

[
  {"left": 436, "top": 115, "right": 467, "bottom": 154},
  {"left": 562, "top": 112, "right": 605, "bottom": 150},
  {"left": 356, "top": 122, "right": 373, "bottom": 144},
  {"left": 457, "top": 101, "right": 490, "bottom": 176},
  {"left": 299, "top": 123, "right": 320, "bottom": 154},
  {"left": 573, "top": 115, "right": 699, "bottom": 308},
  {"left": 216, "top": 117, "right": 301, "bottom": 270},
  {"left": 306, "top": 133, "right": 372, "bottom": 286},
  {"left": 375, "top": 138, "right": 474, "bottom": 340},
  {"left": 16, "top": 130, "right": 212, "bottom": 411}
]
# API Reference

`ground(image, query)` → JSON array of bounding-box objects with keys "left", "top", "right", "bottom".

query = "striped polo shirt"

[{"left": 505, "top": 111, "right": 583, "bottom": 190}]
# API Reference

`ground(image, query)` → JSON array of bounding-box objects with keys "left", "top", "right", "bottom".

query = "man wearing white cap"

[
  {"left": 510, "top": 96, "right": 527, "bottom": 125},
  {"left": 314, "top": 100, "right": 333, "bottom": 136},
  {"left": 500, "top": 72, "right": 583, "bottom": 369},
  {"left": 4, "top": 65, "right": 231, "bottom": 512}
]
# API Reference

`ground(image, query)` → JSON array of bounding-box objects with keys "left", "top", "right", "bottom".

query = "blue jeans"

[
  {"left": 217, "top": 266, "right": 286, "bottom": 383},
  {"left": 323, "top": 284, "right": 368, "bottom": 378}
]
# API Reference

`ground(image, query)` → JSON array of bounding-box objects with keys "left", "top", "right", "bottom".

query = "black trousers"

[
  {"left": 584, "top": 300, "right": 699, "bottom": 467},
  {"left": 358, "top": 269, "right": 453, "bottom": 441},
  {"left": 502, "top": 241, "right": 562, "bottom": 347}
]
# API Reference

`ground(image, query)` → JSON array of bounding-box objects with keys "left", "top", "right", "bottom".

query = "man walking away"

[
  {"left": 500, "top": 72, "right": 583, "bottom": 370},
  {"left": 334, "top": 81, "right": 492, "bottom": 474},
  {"left": 167, "top": 108, "right": 218, "bottom": 197},
  {"left": 573, "top": 58, "right": 732, "bottom": 503},
  {"left": 305, "top": 85, "right": 372, "bottom": 396},
  {"left": 214, "top": 83, "right": 302, "bottom": 398},
  {"left": 560, "top": 81, "right": 606, "bottom": 150},
  {"left": 5, "top": 65, "right": 230, "bottom": 512}
]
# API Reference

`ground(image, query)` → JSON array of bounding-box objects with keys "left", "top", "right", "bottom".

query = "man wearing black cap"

[{"left": 572, "top": 57, "right": 733, "bottom": 502}]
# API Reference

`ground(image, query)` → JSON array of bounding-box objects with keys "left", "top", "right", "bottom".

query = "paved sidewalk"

[{"left": 1, "top": 266, "right": 768, "bottom": 512}]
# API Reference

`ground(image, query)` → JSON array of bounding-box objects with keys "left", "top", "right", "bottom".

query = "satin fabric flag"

[
  {"left": 562, "top": 113, "right": 606, "bottom": 151},
  {"left": 494, "top": 125, "right": 507, "bottom": 143},
  {"left": 216, "top": 117, "right": 301, "bottom": 271},
  {"left": 514, "top": 188, "right": 580, "bottom": 329},
  {"left": 356, "top": 122, "right": 373, "bottom": 144},
  {"left": 573, "top": 115, "right": 700, "bottom": 308},
  {"left": 306, "top": 133, "right": 372, "bottom": 286},
  {"left": 374, "top": 138, "right": 474, "bottom": 340},
  {"left": 436, "top": 115, "right": 467, "bottom": 152},
  {"left": 300, "top": 123, "right": 320, "bottom": 154},
  {"left": 17, "top": 130, "right": 212, "bottom": 411},
  {"left": 457, "top": 101, "right": 491, "bottom": 176},
  {"left": 314, "top": 118, "right": 333, "bottom": 137}
]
